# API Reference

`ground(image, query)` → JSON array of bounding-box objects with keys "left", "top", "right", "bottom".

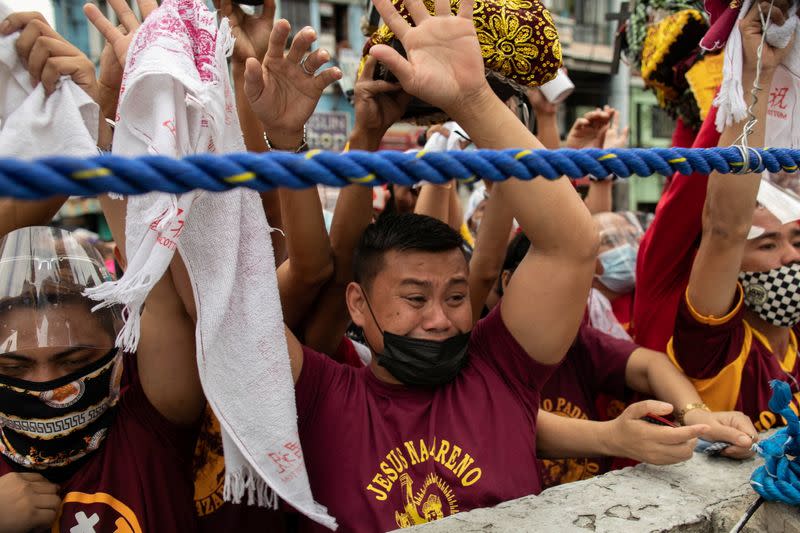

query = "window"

[{"left": 280, "top": 0, "right": 311, "bottom": 36}]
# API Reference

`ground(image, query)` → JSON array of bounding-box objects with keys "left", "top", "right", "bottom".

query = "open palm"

[
  {"left": 370, "top": 0, "right": 488, "bottom": 115},
  {"left": 244, "top": 19, "right": 341, "bottom": 138}
]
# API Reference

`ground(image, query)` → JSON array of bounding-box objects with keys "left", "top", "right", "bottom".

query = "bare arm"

[
  {"left": 537, "top": 401, "right": 707, "bottom": 464},
  {"left": 277, "top": 188, "right": 334, "bottom": 332},
  {"left": 583, "top": 109, "right": 628, "bottom": 215},
  {"left": 625, "top": 347, "right": 757, "bottom": 458},
  {"left": 583, "top": 181, "right": 613, "bottom": 214},
  {"left": 526, "top": 88, "right": 560, "bottom": 150},
  {"left": 414, "top": 182, "right": 454, "bottom": 225},
  {"left": 467, "top": 189, "right": 514, "bottom": 322},
  {"left": 0, "top": 198, "right": 66, "bottom": 236},
  {"left": 688, "top": 4, "right": 788, "bottom": 318},
  {"left": 232, "top": 62, "right": 286, "bottom": 265},
  {"left": 303, "top": 58, "right": 409, "bottom": 355}
]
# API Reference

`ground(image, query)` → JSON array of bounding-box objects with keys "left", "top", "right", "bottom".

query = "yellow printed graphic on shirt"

[
  {"left": 365, "top": 437, "right": 482, "bottom": 528},
  {"left": 539, "top": 397, "right": 600, "bottom": 487},
  {"left": 53, "top": 492, "right": 142, "bottom": 533},
  {"left": 193, "top": 407, "right": 227, "bottom": 517}
]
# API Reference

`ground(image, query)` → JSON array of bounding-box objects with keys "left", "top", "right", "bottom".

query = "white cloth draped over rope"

[{"left": 84, "top": 0, "right": 336, "bottom": 528}]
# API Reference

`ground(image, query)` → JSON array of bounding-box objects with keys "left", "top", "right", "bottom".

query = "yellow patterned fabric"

[
  {"left": 362, "top": 0, "right": 561, "bottom": 101},
  {"left": 641, "top": 9, "right": 708, "bottom": 106},
  {"left": 685, "top": 51, "right": 723, "bottom": 120}
]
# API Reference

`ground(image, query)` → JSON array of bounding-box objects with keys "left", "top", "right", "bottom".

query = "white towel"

[
  {"left": 423, "top": 121, "right": 470, "bottom": 152},
  {"left": 85, "top": 0, "right": 336, "bottom": 529},
  {"left": 0, "top": 32, "right": 98, "bottom": 158}
]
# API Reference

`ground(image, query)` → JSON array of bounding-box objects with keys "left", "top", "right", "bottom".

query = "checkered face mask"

[{"left": 739, "top": 264, "right": 800, "bottom": 328}]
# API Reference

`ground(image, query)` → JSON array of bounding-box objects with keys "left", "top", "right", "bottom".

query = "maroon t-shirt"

[
  {"left": 0, "top": 378, "right": 198, "bottom": 532},
  {"left": 295, "top": 305, "right": 558, "bottom": 532},
  {"left": 539, "top": 321, "right": 637, "bottom": 488},
  {"left": 193, "top": 406, "right": 287, "bottom": 532},
  {"left": 669, "top": 286, "right": 800, "bottom": 430}
]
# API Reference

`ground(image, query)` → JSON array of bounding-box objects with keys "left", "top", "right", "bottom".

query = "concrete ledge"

[{"left": 403, "top": 447, "right": 800, "bottom": 532}]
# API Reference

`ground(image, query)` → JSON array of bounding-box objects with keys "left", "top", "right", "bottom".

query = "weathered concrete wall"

[{"left": 403, "top": 448, "right": 800, "bottom": 532}]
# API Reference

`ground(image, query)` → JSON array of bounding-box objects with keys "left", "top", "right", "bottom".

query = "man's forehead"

[
  {"left": 752, "top": 207, "right": 788, "bottom": 230},
  {"left": 380, "top": 249, "right": 469, "bottom": 280}
]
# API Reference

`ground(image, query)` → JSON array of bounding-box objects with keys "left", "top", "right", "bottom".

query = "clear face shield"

[
  {"left": 595, "top": 211, "right": 645, "bottom": 253},
  {"left": 594, "top": 212, "right": 644, "bottom": 295},
  {"left": 0, "top": 227, "right": 121, "bottom": 357}
]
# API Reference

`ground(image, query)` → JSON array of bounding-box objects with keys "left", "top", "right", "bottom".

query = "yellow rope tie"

[
  {"left": 347, "top": 174, "right": 376, "bottom": 184},
  {"left": 668, "top": 157, "right": 687, "bottom": 164},
  {"left": 598, "top": 153, "right": 617, "bottom": 161},
  {"left": 223, "top": 172, "right": 256, "bottom": 184},
  {"left": 515, "top": 150, "right": 532, "bottom": 160},
  {"left": 72, "top": 167, "right": 111, "bottom": 180},
  {"left": 305, "top": 149, "right": 323, "bottom": 159}
]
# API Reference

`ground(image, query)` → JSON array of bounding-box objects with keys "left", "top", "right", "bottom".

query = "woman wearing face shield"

[
  {"left": 591, "top": 211, "right": 645, "bottom": 337},
  {"left": 0, "top": 10, "right": 204, "bottom": 533}
]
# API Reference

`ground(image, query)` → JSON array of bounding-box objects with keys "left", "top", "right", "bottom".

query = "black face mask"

[
  {"left": 0, "top": 349, "right": 122, "bottom": 472},
  {"left": 362, "top": 290, "right": 471, "bottom": 387}
]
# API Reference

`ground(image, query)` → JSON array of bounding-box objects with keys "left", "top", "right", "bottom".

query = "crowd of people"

[{"left": 0, "top": 0, "right": 798, "bottom": 531}]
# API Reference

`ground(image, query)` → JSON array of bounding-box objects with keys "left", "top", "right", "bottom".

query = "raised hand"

[
  {"left": 602, "top": 110, "right": 629, "bottom": 150},
  {"left": 526, "top": 87, "right": 558, "bottom": 117},
  {"left": 244, "top": 19, "right": 341, "bottom": 149},
  {"left": 741, "top": 1, "right": 793, "bottom": 72},
  {"left": 369, "top": 0, "right": 489, "bottom": 118},
  {"left": 352, "top": 56, "right": 411, "bottom": 137},
  {"left": 565, "top": 106, "right": 613, "bottom": 150},
  {"left": 83, "top": 0, "right": 158, "bottom": 80},
  {"left": 216, "top": 0, "right": 276, "bottom": 64},
  {"left": 1, "top": 12, "right": 98, "bottom": 100}
]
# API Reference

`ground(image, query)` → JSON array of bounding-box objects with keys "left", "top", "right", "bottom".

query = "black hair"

[
  {"left": 354, "top": 213, "right": 466, "bottom": 290},
  {"left": 497, "top": 232, "right": 531, "bottom": 297}
]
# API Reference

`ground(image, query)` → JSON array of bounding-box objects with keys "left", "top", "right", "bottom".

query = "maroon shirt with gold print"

[{"left": 0, "top": 379, "right": 198, "bottom": 533}]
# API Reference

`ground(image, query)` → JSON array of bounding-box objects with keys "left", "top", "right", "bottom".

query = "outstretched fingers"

[
  {"left": 136, "top": 0, "right": 159, "bottom": 20},
  {"left": 369, "top": 44, "right": 413, "bottom": 86},
  {"left": 266, "top": 19, "right": 290, "bottom": 61},
  {"left": 458, "top": 0, "right": 474, "bottom": 19},
  {"left": 314, "top": 66, "right": 343, "bottom": 92},
  {"left": 83, "top": 3, "right": 124, "bottom": 47},
  {"left": 287, "top": 26, "right": 317, "bottom": 64},
  {"left": 372, "top": 0, "right": 411, "bottom": 39},
  {"left": 107, "top": 0, "right": 142, "bottom": 33}
]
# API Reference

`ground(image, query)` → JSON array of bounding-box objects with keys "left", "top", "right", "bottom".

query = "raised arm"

[
  {"left": 687, "top": 3, "right": 790, "bottom": 318},
  {"left": 526, "top": 87, "right": 560, "bottom": 150},
  {"left": 583, "top": 109, "right": 628, "bottom": 214},
  {"left": 369, "top": 0, "right": 598, "bottom": 365},
  {"left": 235, "top": 8, "right": 342, "bottom": 375},
  {"left": 85, "top": 0, "right": 205, "bottom": 426},
  {"left": 218, "top": 0, "right": 287, "bottom": 265},
  {"left": 303, "top": 57, "right": 409, "bottom": 355},
  {"left": 467, "top": 188, "right": 514, "bottom": 322}
]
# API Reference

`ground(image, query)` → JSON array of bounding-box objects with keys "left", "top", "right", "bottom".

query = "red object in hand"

[{"left": 642, "top": 413, "right": 678, "bottom": 428}]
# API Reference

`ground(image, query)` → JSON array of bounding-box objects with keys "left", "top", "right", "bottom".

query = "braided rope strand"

[{"left": 0, "top": 147, "right": 798, "bottom": 199}]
